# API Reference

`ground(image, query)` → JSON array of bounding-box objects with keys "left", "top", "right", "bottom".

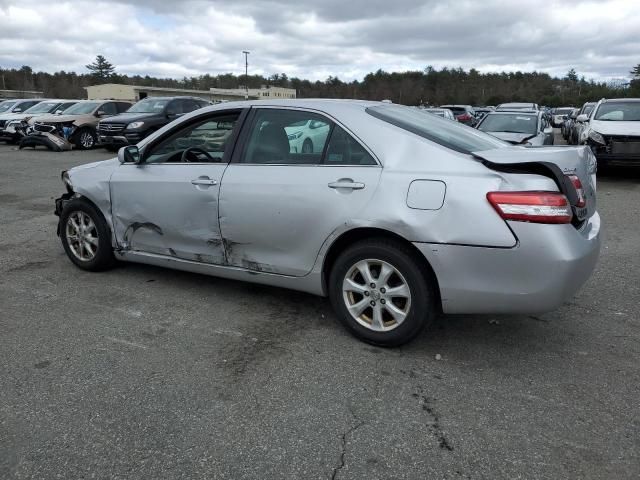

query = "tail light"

[
  {"left": 457, "top": 113, "right": 471, "bottom": 121},
  {"left": 487, "top": 191, "right": 573, "bottom": 224},
  {"left": 567, "top": 174, "right": 586, "bottom": 207}
]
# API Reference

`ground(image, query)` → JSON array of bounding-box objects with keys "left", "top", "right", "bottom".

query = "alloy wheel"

[
  {"left": 65, "top": 211, "right": 99, "bottom": 261},
  {"left": 342, "top": 259, "right": 412, "bottom": 332},
  {"left": 80, "top": 131, "right": 95, "bottom": 148}
]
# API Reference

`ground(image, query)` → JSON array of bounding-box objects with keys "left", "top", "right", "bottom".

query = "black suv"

[{"left": 97, "top": 96, "right": 210, "bottom": 151}]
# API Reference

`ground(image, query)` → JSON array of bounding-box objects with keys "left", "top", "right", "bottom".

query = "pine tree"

[
  {"left": 85, "top": 55, "right": 116, "bottom": 81},
  {"left": 566, "top": 68, "right": 578, "bottom": 82},
  {"left": 630, "top": 64, "right": 640, "bottom": 78}
]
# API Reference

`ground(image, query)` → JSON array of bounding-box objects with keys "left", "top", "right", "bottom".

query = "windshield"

[
  {"left": 554, "top": 108, "right": 573, "bottom": 115},
  {"left": 23, "top": 102, "right": 60, "bottom": 114},
  {"left": 63, "top": 102, "right": 100, "bottom": 115},
  {"left": 478, "top": 114, "right": 538, "bottom": 135},
  {"left": 128, "top": 98, "right": 171, "bottom": 113},
  {"left": 0, "top": 101, "right": 17, "bottom": 113},
  {"left": 367, "top": 104, "right": 506, "bottom": 154},
  {"left": 594, "top": 102, "right": 640, "bottom": 121}
]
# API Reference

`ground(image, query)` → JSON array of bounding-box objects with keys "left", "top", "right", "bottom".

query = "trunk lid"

[{"left": 473, "top": 145, "right": 597, "bottom": 224}]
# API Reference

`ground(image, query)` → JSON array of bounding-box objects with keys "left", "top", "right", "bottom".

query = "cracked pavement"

[{"left": 1, "top": 138, "right": 639, "bottom": 479}]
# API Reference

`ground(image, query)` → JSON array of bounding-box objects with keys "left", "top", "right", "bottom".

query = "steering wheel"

[{"left": 180, "top": 147, "right": 215, "bottom": 163}]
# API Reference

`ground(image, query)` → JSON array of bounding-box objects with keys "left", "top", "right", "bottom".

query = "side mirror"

[
  {"left": 118, "top": 145, "right": 141, "bottom": 164},
  {"left": 576, "top": 114, "right": 589, "bottom": 123},
  {"left": 95, "top": 110, "right": 107, "bottom": 117},
  {"left": 13, "top": 108, "right": 22, "bottom": 113}
]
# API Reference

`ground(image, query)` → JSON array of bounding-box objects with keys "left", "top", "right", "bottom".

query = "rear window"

[
  {"left": 367, "top": 104, "right": 507, "bottom": 154},
  {"left": 478, "top": 114, "right": 538, "bottom": 135}
]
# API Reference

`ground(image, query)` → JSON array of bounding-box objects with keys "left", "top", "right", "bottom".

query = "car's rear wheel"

[
  {"left": 60, "top": 198, "right": 115, "bottom": 271},
  {"left": 75, "top": 128, "right": 97, "bottom": 150},
  {"left": 329, "top": 238, "right": 436, "bottom": 346}
]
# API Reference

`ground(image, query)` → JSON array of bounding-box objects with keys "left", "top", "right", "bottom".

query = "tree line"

[{"left": 2, "top": 55, "right": 639, "bottom": 107}]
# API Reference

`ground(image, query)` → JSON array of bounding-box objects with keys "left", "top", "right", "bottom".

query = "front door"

[
  {"left": 219, "top": 107, "right": 382, "bottom": 276},
  {"left": 110, "top": 110, "right": 243, "bottom": 264}
]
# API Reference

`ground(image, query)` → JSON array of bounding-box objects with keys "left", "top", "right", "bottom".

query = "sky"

[{"left": 0, "top": 0, "right": 638, "bottom": 82}]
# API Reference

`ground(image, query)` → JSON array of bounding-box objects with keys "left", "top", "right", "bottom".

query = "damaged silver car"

[{"left": 54, "top": 100, "right": 601, "bottom": 346}]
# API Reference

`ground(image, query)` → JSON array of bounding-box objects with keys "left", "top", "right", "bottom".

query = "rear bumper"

[{"left": 414, "top": 213, "right": 601, "bottom": 314}]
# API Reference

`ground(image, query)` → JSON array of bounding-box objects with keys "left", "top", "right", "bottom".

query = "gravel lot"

[{"left": 1, "top": 136, "right": 639, "bottom": 479}]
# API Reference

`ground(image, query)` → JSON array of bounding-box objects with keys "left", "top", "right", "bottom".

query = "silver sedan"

[{"left": 54, "top": 99, "right": 600, "bottom": 346}]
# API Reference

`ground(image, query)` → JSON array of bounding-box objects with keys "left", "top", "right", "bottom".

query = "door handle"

[
  {"left": 191, "top": 178, "right": 218, "bottom": 186},
  {"left": 328, "top": 181, "right": 365, "bottom": 190}
]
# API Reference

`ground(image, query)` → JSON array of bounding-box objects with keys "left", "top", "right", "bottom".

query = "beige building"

[
  {"left": 84, "top": 83, "right": 253, "bottom": 103},
  {"left": 210, "top": 85, "right": 296, "bottom": 99},
  {"left": 0, "top": 89, "right": 44, "bottom": 99}
]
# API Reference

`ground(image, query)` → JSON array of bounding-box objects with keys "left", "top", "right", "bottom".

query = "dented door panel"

[
  {"left": 110, "top": 163, "right": 227, "bottom": 264},
  {"left": 218, "top": 165, "right": 382, "bottom": 276}
]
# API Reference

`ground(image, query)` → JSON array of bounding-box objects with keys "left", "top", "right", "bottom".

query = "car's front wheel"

[
  {"left": 75, "top": 128, "right": 97, "bottom": 150},
  {"left": 60, "top": 198, "right": 115, "bottom": 271},
  {"left": 329, "top": 239, "right": 436, "bottom": 346}
]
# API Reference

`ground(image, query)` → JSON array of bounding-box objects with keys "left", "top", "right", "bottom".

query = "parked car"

[
  {"left": 552, "top": 107, "right": 574, "bottom": 127},
  {"left": 439, "top": 104, "right": 476, "bottom": 125},
  {"left": 580, "top": 98, "right": 640, "bottom": 167},
  {"left": 97, "top": 96, "right": 210, "bottom": 151},
  {"left": 562, "top": 108, "right": 579, "bottom": 140},
  {"left": 283, "top": 118, "right": 331, "bottom": 153},
  {"left": 476, "top": 110, "right": 554, "bottom": 145},
  {"left": 422, "top": 108, "right": 456, "bottom": 120},
  {"left": 54, "top": 100, "right": 600, "bottom": 346},
  {"left": 496, "top": 102, "right": 540, "bottom": 111},
  {"left": 31, "top": 100, "right": 132, "bottom": 149},
  {"left": 473, "top": 107, "right": 495, "bottom": 122},
  {"left": 0, "top": 99, "right": 44, "bottom": 131},
  {"left": 0, "top": 100, "right": 78, "bottom": 143},
  {"left": 569, "top": 102, "right": 596, "bottom": 145}
]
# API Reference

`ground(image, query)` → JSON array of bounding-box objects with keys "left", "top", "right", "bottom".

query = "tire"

[
  {"left": 60, "top": 198, "right": 115, "bottom": 271},
  {"left": 302, "top": 138, "right": 313, "bottom": 154},
  {"left": 75, "top": 128, "right": 97, "bottom": 150},
  {"left": 328, "top": 238, "right": 436, "bottom": 347}
]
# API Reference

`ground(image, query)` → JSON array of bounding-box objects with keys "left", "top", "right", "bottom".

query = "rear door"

[{"left": 218, "top": 107, "right": 382, "bottom": 276}]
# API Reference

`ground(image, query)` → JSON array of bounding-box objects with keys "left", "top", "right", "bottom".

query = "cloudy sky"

[{"left": 0, "top": 0, "right": 638, "bottom": 82}]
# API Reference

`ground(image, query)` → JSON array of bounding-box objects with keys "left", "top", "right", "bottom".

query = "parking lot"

[{"left": 1, "top": 137, "right": 639, "bottom": 479}]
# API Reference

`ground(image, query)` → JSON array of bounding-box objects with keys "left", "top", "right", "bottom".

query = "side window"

[
  {"left": 241, "top": 109, "right": 331, "bottom": 165},
  {"left": 166, "top": 100, "right": 182, "bottom": 116},
  {"left": 183, "top": 100, "right": 201, "bottom": 113},
  {"left": 117, "top": 102, "right": 131, "bottom": 113},
  {"left": 100, "top": 102, "right": 118, "bottom": 115},
  {"left": 144, "top": 111, "right": 241, "bottom": 164},
  {"left": 324, "top": 125, "right": 377, "bottom": 166}
]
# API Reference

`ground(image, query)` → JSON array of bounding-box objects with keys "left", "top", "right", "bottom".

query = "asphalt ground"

[{"left": 1, "top": 133, "right": 639, "bottom": 479}]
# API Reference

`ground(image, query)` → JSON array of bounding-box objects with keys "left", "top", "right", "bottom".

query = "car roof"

[
  {"left": 188, "top": 98, "right": 388, "bottom": 116},
  {"left": 486, "top": 110, "right": 538, "bottom": 115},
  {"left": 601, "top": 98, "right": 640, "bottom": 103},
  {"left": 498, "top": 102, "right": 536, "bottom": 107},
  {"left": 138, "top": 96, "right": 208, "bottom": 101}
]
